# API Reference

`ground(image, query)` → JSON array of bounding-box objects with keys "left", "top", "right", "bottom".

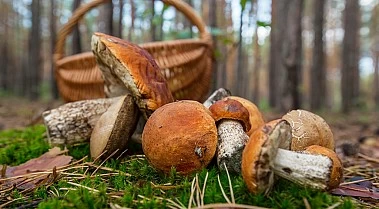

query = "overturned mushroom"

[
  {"left": 242, "top": 120, "right": 343, "bottom": 195},
  {"left": 91, "top": 32, "right": 174, "bottom": 118},
  {"left": 209, "top": 98, "right": 251, "bottom": 172},
  {"left": 282, "top": 109, "right": 335, "bottom": 151},
  {"left": 90, "top": 95, "right": 138, "bottom": 159},
  {"left": 142, "top": 100, "right": 217, "bottom": 175}
]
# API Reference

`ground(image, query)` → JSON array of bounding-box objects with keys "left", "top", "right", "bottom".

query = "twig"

[
  {"left": 358, "top": 153, "right": 379, "bottom": 164},
  {"left": 191, "top": 203, "right": 269, "bottom": 209},
  {"left": 224, "top": 163, "right": 235, "bottom": 204},
  {"left": 326, "top": 202, "right": 341, "bottom": 209},
  {"left": 340, "top": 176, "right": 378, "bottom": 186},
  {"left": 201, "top": 172, "right": 209, "bottom": 207},
  {"left": 217, "top": 175, "right": 231, "bottom": 204},
  {"left": 66, "top": 181, "right": 100, "bottom": 193},
  {"left": 91, "top": 149, "right": 119, "bottom": 176},
  {"left": 188, "top": 176, "right": 196, "bottom": 209},
  {"left": 303, "top": 197, "right": 311, "bottom": 209}
]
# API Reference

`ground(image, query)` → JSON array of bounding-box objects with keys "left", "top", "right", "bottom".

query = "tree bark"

[
  {"left": 252, "top": 0, "right": 261, "bottom": 104},
  {"left": 98, "top": 1, "right": 114, "bottom": 35},
  {"left": 341, "top": 0, "right": 360, "bottom": 113},
  {"left": 27, "top": 0, "right": 42, "bottom": 100},
  {"left": 270, "top": 0, "right": 303, "bottom": 111},
  {"left": 209, "top": 0, "right": 218, "bottom": 92},
  {"left": 151, "top": 0, "right": 156, "bottom": 41},
  {"left": 117, "top": 0, "right": 124, "bottom": 38},
  {"left": 374, "top": 51, "right": 379, "bottom": 109},
  {"left": 71, "top": 0, "right": 82, "bottom": 54},
  {"left": 128, "top": 0, "right": 135, "bottom": 41},
  {"left": 310, "top": 0, "right": 326, "bottom": 110},
  {"left": 236, "top": 4, "right": 244, "bottom": 96},
  {"left": 50, "top": 0, "right": 59, "bottom": 99},
  {"left": 0, "top": 1, "right": 8, "bottom": 91}
]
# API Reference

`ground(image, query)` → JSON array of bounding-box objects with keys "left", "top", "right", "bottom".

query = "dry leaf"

[
  {"left": 331, "top": 177, "right": 379, "bottom": 200},
  {"left": 0, "top": 147, "right": 72, "bottom": 189}
]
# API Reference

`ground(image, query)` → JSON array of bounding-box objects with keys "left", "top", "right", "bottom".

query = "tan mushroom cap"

[
  {"left": 142, "top": 100, "right": 217, "bottom": 175},
  {"left": 209, "top": 98, "right": 251, "bottom": 132},
  {"left": 303, "top": 145, "right": 343, "bottom": 190},
  {"left": 241, "top": 120, "right": 291, "bottom": 194},
  {"left": 282, "top": 109, "right": 335, "bottom": 151},
  {"left": 227, "top": 96, "right": 265, "bottom": 136},
  {"left": 91, "top": 32, "right": 174, "bottom": 118},
  {"left": 90, "top": 95, "right": 139, "bottom": 159}
]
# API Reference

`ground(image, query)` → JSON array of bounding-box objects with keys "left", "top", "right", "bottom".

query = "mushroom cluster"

[{"left": 44, "top": 32, "right": 342, "bottom": 196}]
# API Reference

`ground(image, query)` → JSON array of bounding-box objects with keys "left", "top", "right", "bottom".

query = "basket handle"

[{"left": 54, "top": 0, "right": 210, "bottom": 61}]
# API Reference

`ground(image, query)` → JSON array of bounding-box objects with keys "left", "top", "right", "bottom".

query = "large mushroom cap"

[
  {"left": 282, "top": 109, "right": 335, "bottom": 151},
  {"left": 303, "top": 145, "right": 343, "bottom": 189},
  {"left": 91, "top": 32, "right": 174, "bottom": 118},
  {"left": 142, "top": 100, "right": 217, "bottom": 175},
  {"left": 227, "top": 96, "right": 264, "bottom": 136},
  {"left": 209, "top": 98, "right": 251, "bottom": 132},
  {"left": 90, "top": 95, "right": 139, "bottom": 159},
  {"left": 241, "top": 120, "right": 291, "bottom": 194}
]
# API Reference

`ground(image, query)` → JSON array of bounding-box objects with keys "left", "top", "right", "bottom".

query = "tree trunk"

[
  {"left": 98, "top": 1, "right": 114, "bottom": 35},
  {"left": 27, "top": 0, "right": 42, "bottom": 100},
  {"left": 151, "top": 0, "right": 156, "bottom": 41},
  {"left": 117, "top": 0, "right": 124, "bottom": 38},
  {"left": 71, "top": 0, "right": 82, "bottom": 54},
  {"left": 310, "top": 0, "right": 326, "bottom": 110},
  {"left": 128, "top": 0, "right": 135, "bottom": 41},
  {"left": 374, "top": 51, "right": 379, "bottom": 109},
  {"left": 209, "top": 0, "right": 218, "bottom": 92},
  {"left": 252, "top": 0, "right": 261, "bottom": 104},
  {"left": 269, "top": 0, "right": 279, "bottom": 108},
  {"left": 269, "top": 0, "right": 303, "bottom": 111},
  {"left": 341, "top": 0, "right": 360, "bottom": 113},
  {"left": 236, "top": 4, "right": 244, "bottom": 96},
  {"left": 50, "top": 0, "right": 59, "bottom": 99},
  {"left": 0, "top": 1, "right": 8, "bottom": 91}
]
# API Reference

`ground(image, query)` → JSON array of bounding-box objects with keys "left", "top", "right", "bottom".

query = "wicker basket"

[{"left": 54, "top": 0, "right": 213, "bottom": 102}]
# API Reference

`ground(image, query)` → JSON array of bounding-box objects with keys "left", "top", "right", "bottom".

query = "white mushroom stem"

[
  {"left": 217, "top": 120, "right": 249, "bottom": 173},
  {"left": 273, "top": 148, "right": 332, "bottom": 190}
]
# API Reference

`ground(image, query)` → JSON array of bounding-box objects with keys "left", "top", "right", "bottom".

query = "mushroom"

[
  {"left": 209, "top": 98, "right": 251, "bottom": 172},
  {"left": 241, "top": 120, "right": 343, "bottom": 194},
  {"left": 142, "top": 100, "right": 217, "bottom": 175},
  {"left": 91, "top": 32, "right": 174, "bottom": 118},
  {"left": 90, "top": 95, "right": 139, "bottom": 159},
  {"left": 227, "top": 96, "right": 265, "bottom": 136},
  {"left": 90, "top": 33, "right": 174, "bottom": 158},
  {"left": 282, "top": 109, "right": 335, "bottom": 151}
]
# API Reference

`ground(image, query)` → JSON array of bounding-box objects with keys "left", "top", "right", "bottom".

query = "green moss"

[{"left": 0, "top": 126, "right": 359, "bottom": 209}]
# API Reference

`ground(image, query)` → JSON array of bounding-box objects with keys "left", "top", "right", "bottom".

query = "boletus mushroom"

[
  {"left": 142, "top": 100, "right": 217, "bottom": 175},
  {"left": 91, "top": 32, "right": 174, "bottom": 118},
  {"left": 282, "top": 109, "right": 335, "bottom": 151},
  {"left": 209, "top": 97, "right": 251, "bottom": 172},
  {"left": 90, "top": 95, "right": 138, "bottom": 159},
  {"left": 242, "top": 120, "right": 343, "bottom": 194}
]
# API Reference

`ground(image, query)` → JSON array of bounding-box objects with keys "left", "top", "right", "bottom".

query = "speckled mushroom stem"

[
  {"left": 42, "top": 97, "right": 121, "bottom": 146},
  {"left": 273, "top": 148, "right": 334, "bottom": 190},
  {"left": 217, "top": 120, "right": 249, "bottom": 173}
]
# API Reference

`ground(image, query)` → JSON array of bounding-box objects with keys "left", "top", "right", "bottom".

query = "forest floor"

[{"left": 1, "top": 96, "right": 379, "bottom": 207}]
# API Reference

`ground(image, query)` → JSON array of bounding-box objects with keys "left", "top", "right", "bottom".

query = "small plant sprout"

[
  {"left": 209, "top": 98, "right": 251, "bottom": 173},
  {"left": 242, "top": 119, "right": 343, "bottom": 195}
]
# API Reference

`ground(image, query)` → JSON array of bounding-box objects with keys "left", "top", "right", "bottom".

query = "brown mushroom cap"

[
  {"left": 91, "top": 32, "right": 174, "bottom": 118},
  {"left": 227, "top": 96, "right": 265, "bottom": 136},
  {"left": 303, "top": 145, "right": 343, "bottom": 189},
  {"left": 282, "top": 109, "right": 335, "bottom": 151},
  {"left": 90, "top": 95, "right": 139, "bottom": 159},
  {"left": 209, "top": 98, "right": 251, "bottom": 132},
  {"left": 241, "top": 120, "right": 291, "bottom": 194},
  {"left": 142, "top": 100, "right": 217, "bottom": 175}
]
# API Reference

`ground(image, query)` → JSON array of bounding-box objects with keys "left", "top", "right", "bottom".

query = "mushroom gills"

[
  {"left": 217, "top": 120, "right": 249, "bottom": 173},
  {"left": 92, "top": 36, "right": 144, "bottom": 111},
  {"left": 273, "top": 149, "right": 332, "bottom": 190}
]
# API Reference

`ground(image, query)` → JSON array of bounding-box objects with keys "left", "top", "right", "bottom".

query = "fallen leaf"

[
  {"left": 0, "top": 147, "right": 72, "bottom": 189},
  {"left": 332, "top": 177, "right": 379, "bottom": 200}
]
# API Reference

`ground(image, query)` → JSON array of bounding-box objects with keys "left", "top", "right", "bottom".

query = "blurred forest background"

[{"left": 0, "top": 0, "right": 378, "bottom": 114}]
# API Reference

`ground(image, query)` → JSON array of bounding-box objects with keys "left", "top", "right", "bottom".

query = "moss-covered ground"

[{"left": 0, "top": 125, "right": 357, "bottom": 209}]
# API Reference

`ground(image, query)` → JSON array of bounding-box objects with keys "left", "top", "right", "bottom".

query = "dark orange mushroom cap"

[{"left": 209, "top": 98, "right": 251, "bottom": 132}]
